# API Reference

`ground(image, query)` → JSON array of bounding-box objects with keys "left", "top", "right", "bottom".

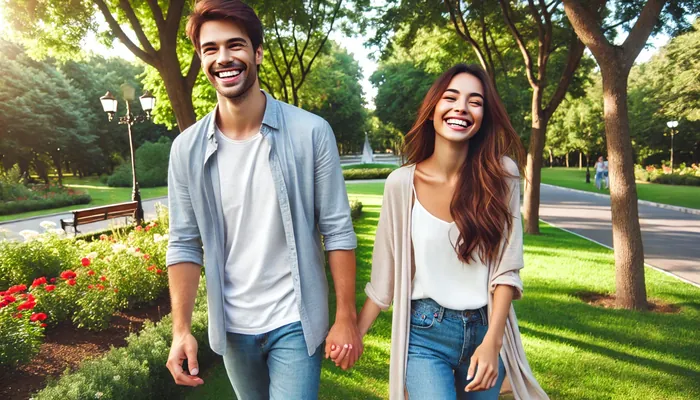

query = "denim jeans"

[
  {"left": 222, "top": 321, "right": 322, "bottom": 400},
  {"left": 595, "top": 171, "right": 604, "bottom": 189},
  {"left": 405, "top": 298, "right": 506, "bottom": 400}
]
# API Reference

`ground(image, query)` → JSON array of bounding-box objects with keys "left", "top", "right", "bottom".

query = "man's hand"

[
  {"left": 325, "top": 316, "right": 363, "bottom": 370},
  {"left": 166, "top": 332, "right": 204, "bottom": 386}
]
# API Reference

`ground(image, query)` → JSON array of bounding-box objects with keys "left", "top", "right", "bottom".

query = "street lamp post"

[
  {"left": 99, "top": 84, "right": 155, "bottom": 225},
  {"left": 666, "top": 120, "right": 679, "bottom": 171}
]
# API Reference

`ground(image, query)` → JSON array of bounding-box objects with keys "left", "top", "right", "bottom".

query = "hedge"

[
  {"left": 0, "top": 194, "right": 91, "bottom": 216},
  {"left": 343, "top": 168, "right": 393, "bottom": 180}
]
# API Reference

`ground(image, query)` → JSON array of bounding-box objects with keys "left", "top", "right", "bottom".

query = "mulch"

[
  {"left": 576, "top": 291, "right": 680, "bottom": 313},
  {"left": 0, "top": 294, "right": 171, "bottom": 400}
]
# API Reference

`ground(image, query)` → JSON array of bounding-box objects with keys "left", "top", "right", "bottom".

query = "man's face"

[{"left": 199, "top": 19, "right": 263, "bottom": 100}]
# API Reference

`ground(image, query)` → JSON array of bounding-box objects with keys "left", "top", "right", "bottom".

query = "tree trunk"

[
  {"left": 601, "top": 64, "right": 647, "bottom": 310},
  {"left": 566, "top": 152, "right": 570, "bottom": 168},
  {"left": 579, "top": 151, "right": 583, "bottom": 169},
  {"left": 523, "top": 108, "right": 548, "bottom": 234},
  {"left": 157, "top": 52, "right": 197, "bottom": 131}
]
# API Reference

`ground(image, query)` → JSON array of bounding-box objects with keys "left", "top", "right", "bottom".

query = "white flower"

[
  {"left": 126, "top": 247, "right": 140, "bottom": 257},
  {"left": 95, "top": 392, "right": 103, "bottom": 399},
  {"left": 19, "top": 230, "right": 40, "bottom": 240},
  {"left": 86, "top": 251, "right": 99, "bottom": 260},
  {"left": 48, "top": 228, "right": 66, "bottom": 236},
  {"left": 153, "top": 233, "right": 163, "bottom": 243},
  {"left": 162, "top": 234, "right": 169, "bottom": 242},
  {"left": 40, "top": 221, "right": 57, "bottom": 230},
  {"left": 113, "top": 375, "right": 121, "bottom": 381},
  {"left": 111, "top": 243, "right": 127, "bottom": 253}
]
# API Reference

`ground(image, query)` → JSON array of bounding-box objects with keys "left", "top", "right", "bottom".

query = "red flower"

[
  {"left": 17, "top": 300, "right": 36, "bottom": 311},
  {"left": 31, "top": 277, "right": 47, "bottom": 288},
  {"left": 100, "top": 234, "right": 108, "bottom": 241},
  {"left": 60, "top": 270, "right": 77, "bottom": 280},
  {"left": 67, "top": 279, "right": 76, "bottom": 286},
  {"left": 114, "top": 289, "right": 119, "bottom": 293},
  {"left": 99, "top": 276, "right": 107, "bottom": 282},
  {"left": 135, "top": 248, "right": 141, "bottom": 253},
  {"left": 147, "top": 265, "right": 156, "bottom": 271},
  {"left": 7, "top": 284, "right": 27, "bottom": 294},
  {"left": 0, "top": 301, "right": 8, "bottom": 309},
  {"left": 87, "top": 270, "right": 95, "bottom": 276},
  {"left": 88, "top": 284, "right": 94, "bottom": 289},
  {"left": 156, "top": 269, "right": 163, "bottom": 274},
  {"left": 81, "top": 258, "right": 91, "bottom": 267},
  {"left": 30, "top": 312, "right": 47, "bottom": 322},
  {"left": 50, "top": 278, "right": 56, "bottom": 283},
  {"left": 143, "top": 254, "right": 151, "bottom": 260},
  {"left": 3, "top": 295, "right": 16, "bottom": 303},
  {"left": 14, "top": 313, "right": 23, "bottom": 319},
  {"left": 145, "top": 225, "right": 152, "bottom": 232},
  {"left": 135, "top": 226, "right": 143, "bottom": 232},
  {"left": 0, "top": 291, "right": 5, "bottom": 296},
  {"left": 41, "top": 323, "right": 47, "bottom": 328},
  {"left": 45, "top": 285, "right": 56, "bottom": 292},
  {"left": 97, "top": 284, "right": 105, "bottom": 291}
]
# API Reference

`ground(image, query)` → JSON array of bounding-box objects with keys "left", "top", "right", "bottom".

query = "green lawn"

[
  {"left": 540, "top": 167, "right": 700, "bottom": 210},
  {"left": 0, "top": 176, "right": 167, "bottom": 223},
  {"left": 342, "top": 163, "right": 399, "bottom": 170},
  {"left": 186, "top": 182, "right": 700, "bottom": 400}
]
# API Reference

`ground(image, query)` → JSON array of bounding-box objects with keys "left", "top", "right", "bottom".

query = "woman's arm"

[{"left": 357, "top": 297, "right": 383, "bottom": 337}]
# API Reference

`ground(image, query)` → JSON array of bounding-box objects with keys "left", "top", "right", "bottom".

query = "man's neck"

[{"left": 216, "top": 88, "right": 266, "bottom": 141}]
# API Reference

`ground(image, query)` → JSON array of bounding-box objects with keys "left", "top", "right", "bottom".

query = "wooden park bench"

[{"left": 60, "top": 201, "right": 139, "bottom": 234}]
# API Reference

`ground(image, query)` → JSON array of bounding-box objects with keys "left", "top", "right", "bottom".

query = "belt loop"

[
  {"left": 437, "top": 306, "right": 445, "bottom": 322},
  {"left": 479, "top": 306, "right": 488, "bottom": 325}
]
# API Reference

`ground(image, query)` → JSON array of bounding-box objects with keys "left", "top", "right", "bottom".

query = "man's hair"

[{"left": 186, "top": 0, "right": 263, "bottom": 53}]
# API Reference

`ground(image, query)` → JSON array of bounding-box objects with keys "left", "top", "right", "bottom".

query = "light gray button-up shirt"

[{"left": 166, "top": 91, "right": 357, "bottom": 356}]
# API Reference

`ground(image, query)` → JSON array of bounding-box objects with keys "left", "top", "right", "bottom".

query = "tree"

[
  {"left": 301, "top": 44, "right": 368, "bottom": 154},
  {"left": 562, "top": 0, "right": 699, "bottom": 309}
]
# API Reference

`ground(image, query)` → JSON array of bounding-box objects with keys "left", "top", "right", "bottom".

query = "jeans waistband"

[{"left": 411, "top": 298, "right": 488, "bottom": 324}]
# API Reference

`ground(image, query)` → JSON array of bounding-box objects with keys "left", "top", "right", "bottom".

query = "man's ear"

[{"left": 255, "top": 46, "right": 263, "bottom": 65}]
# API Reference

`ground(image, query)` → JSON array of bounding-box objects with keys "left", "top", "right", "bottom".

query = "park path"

[
  {"left": 0, "top": 197, "right": 167, "bottom": 241},
  {"left": 538, "top": 184, "right": 700, "bottom": 287}
]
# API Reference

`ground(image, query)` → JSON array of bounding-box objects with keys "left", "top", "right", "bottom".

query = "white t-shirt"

[
  {"left": 410, "top": 195, "right": 489, "bottom": 310},
  {"left": 595, "top": 161, "right": 606, "bottom": 173},
  {"left": 215, "top": 127, "right": 299, "bottom": 334}
]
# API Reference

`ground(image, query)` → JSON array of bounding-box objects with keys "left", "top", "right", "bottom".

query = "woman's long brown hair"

[{"left": 403, "top": 64, "right": 525, "bottom": 266}]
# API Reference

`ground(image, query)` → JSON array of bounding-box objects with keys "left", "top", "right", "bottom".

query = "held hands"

[
  {"left": 324, "top": 316, "right": 363, "bottom": 370},
  {"left": 166, "top": 332, "right": 204, "bottom": 387},
  {"left": 464, "top": 336, "right": 501, "bottom": 392}
]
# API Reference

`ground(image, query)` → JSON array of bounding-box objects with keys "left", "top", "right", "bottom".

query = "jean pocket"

[{"left": 410, "top": 308, "right": 436, "bottom": 329}]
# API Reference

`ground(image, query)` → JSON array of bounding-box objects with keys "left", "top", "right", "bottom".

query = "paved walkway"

[
  {"left": 538, "top": 184, "right": 700, "bottom": 287},
  {"left": 0, "top": 197, "right": 167, "bottom": 241}
]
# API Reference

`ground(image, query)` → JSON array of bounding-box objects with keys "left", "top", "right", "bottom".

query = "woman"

[
  {"left": 594, "top": 156, "right": 606, "bottom": 190},
  {"left": 331, "top": 64, "right": 548, "bottom": 399}
]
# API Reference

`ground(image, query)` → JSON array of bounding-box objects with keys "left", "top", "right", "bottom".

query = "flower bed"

[
  {"left": 0, "top": 209, "right": 170, "bottom": 367},
  {"left": 0, "top": 182, "right": 91, "bottom": 216},
  {"left": 635, "top": 163, "right": 700, "bottom": 186}
]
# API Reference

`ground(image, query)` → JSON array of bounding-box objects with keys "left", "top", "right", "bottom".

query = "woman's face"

[
  {"left": 432, "top": 72, "right": 484, "bottom": 144},
  {"left": 598, "top": 156, "right": 603, "bottom": 162}
]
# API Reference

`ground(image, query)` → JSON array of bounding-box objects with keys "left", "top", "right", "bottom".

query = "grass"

[
  {"left": 342, "top": 163, "right": 399, "bottom": 170},
  {"left": 0, "top": 176, "right": 167, "bottom": 223},
  {"left": 185, "top": 182, "right": 700, "bottom": 400},
  {"left": 540, "top": 167, "right": 700, "bottom": 210}
]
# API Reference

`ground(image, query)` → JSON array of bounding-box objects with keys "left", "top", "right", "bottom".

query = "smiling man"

[{"left": 164, "top": 1, "right": 361, "bottom": 398}]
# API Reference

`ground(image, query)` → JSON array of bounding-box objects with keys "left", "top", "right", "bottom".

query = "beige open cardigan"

[{"left": 364, "top": 161, "right": 549, "bottom": 400}]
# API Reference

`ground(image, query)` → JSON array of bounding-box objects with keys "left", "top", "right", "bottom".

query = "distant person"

[
  {"left": 603, "top": 158, "right": 609, "bottom": 189},
  {"left": 594, "top": 156, "right": 606, "bottom": 190}
]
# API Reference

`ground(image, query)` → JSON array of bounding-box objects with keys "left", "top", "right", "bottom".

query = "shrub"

[
  {"left": 0, "top": 194, "right": 92, "bottom": 216},
  {"left": 350, "top": 200, "right": 363, "bottom": 220},
  {"left": 653, "top": 173, "right": 700, "bottom": 186},
  {"left": 33, "top": 282, "right": 216, "bottom": 400},
  {"left": 343, "top": 168, "right": 394, "bottom": 180},
  {"left": 0, "top": 287, "right": 45, "bottom": 366},
  {"left": 108, "top": 137, "right": 172, "bottom": 188}
]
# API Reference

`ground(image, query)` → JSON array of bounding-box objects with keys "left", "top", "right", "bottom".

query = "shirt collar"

[{"left": 206, "top": 90, "right": 279, "bottom": 140}]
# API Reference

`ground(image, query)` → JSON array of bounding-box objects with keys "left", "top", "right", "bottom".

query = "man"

[{"left": 165, "top": 1, "right": 362, "bottom": 398}]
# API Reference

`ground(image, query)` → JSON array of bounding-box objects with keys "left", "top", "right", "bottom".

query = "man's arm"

[
  {"left": 166, "top": 263, "right": 204, "bottom": 386},
  {"left": 325, "top": 249, "right": 362, "bottom": 369}
]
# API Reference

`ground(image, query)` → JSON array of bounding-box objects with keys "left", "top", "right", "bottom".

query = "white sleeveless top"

[{"left": 410, "top": 193, "right": 489, "bottom": 310}]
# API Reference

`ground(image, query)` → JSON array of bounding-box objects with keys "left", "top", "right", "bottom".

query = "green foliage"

[
  {"left": 349, "top": 199, "right": 363, "bottom": 220},
  {"left": 107, "top": 137, "right": 172, "bottom": 188},
  {"left": 343, "top": 168, "right": 394, "bottom": 180},
  {"left": 0, "top": 231, "right": 79, "bottom": 288},
  {"left": 0, "top": 302, "right": 45, "bottom": 366}
]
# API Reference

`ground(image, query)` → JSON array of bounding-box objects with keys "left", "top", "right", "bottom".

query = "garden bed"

[{"left": 0, "top": 295, "right": 170, "bottom": 400}]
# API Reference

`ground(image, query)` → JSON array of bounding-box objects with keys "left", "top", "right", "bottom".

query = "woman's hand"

[{"left": 464, "top": 336, "right": 501, "bottom": 392}]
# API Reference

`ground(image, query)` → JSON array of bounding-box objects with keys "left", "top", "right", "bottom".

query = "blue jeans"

[
  {"left": 595, "top": 171, "right": 604, "bottom": 189},
  {"left": 222, "top": 321, "right": 322, "bottom": 400},
  {"left": 406, "top": 298, "right": 506, "bottom": 400}
]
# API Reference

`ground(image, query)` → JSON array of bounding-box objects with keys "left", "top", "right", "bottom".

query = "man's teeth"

[
  {"left": 218, "top": 70, "right": 241, "bottom": 78},
  {"left": 446, "top": 118, "right": 469, "bottom": 127}
]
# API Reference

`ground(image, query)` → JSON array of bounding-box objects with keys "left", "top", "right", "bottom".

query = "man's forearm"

[
  {"left": 328, "top": 249, "right": 357, "bottom": 321},
  {"left": 168, "top": 262, "right": 202, "bottom": 336}
]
